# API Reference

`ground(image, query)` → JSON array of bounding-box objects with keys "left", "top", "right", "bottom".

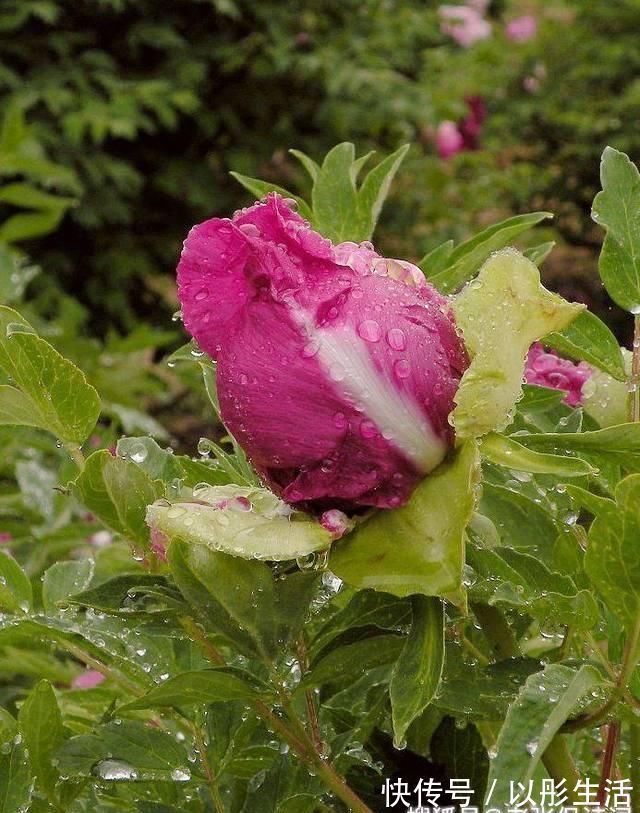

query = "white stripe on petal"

[{"left": 316, "top": 323, "right": 447, "bottom": 472}]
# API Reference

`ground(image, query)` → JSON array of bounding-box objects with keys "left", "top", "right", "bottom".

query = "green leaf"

[
  {"left": 147, "top": 485, "right": 332, "bottom": 562},
  {"left": 480, "top": 483, "right": 559, "bottom": 555},
  {"left": 544, "top": 310, "right": 626, "bottom": 380},
  {"left": 480, "top": 432, "right": 595, "bottom": 477},
  {"left": 73, "top": 450, "right": 164, "bottom": 547},
  {"left": 18, "top": 680, "right": 64, "bottom": 799},
  {"left": 229, "top": 172, "right": 312, "bottom": 221},
  {"left": 55, "top": 720, "right": 195, "bottom": 782},
  {"left": 430, "top": 718, "right": 489, "bottom": 804},
  {"left": 311, "top": 143, "right": 357, "bottom": 242},
  {"left": 0, "top": 550, "right": 32, "bottom": 613},
  {"left": 582, "top": 474, "right": 640, "bottom": 629},
  {"left": 300, "top": 634, "right": 405, "bottom": 690},
  {"left": 69, "top": 574, "right": 181, "bottom": 615},
  {"left": 117, "top": 436, "right": 230, "bottom": 487},
  {"left": 42, "top": 559, "right": 94, "bottom": 613},
  {"left": 289, "top": 148, "right": 319, "bottom": 182},
  {"left": 591, "top": 147, "right": 640, "bottom": 312},
  {"left": 330, "top": 442, "right": 480, "bottom": 608},
  {"left": 389, "top": 596, "right": 444, "bottom": 747},
  {"left": 451, "top": 249, "right": 584, "bottom": 439},
  {"left": 516, "top": 423, "right": 640, "bottom": 470},
  {"left": 418, "top": 240, "right": 454, "bottom": 276},
  {"left": 436, "top": 645, "right": 541, "bottom": 719},
  {"left": 467, "top": 545, "right": 599, "bottom": 629},
  {"left": 169, "top": 540, "right": 318, "bottom": 662},
  {"left": 524, "top": 241, "right": 555, "bottom": 266},
  {"left": 487, "top": 664, "right": 607, "bottom": 809},
  {"left": 0, "top": 306, "right": 100, "bottom": 444},
  {"left": 427, "top": 213, "right": 553, "bottom": 294},
  {"left": 0, "top": 731, "right": 32, "bottom": 812},
  {"left": 354, "top": 144, "right": 410, "bottom": 240},
  {"left": 121, "top": 669, "right": 263, "bottom": 712}
]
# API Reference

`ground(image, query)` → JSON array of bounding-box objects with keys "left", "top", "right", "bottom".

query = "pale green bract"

[
  {"left": 330, "top": 442, "right": 480, "bottom": 608},
  {"left": 451, "top": 248, "right": 584, "bottom": 440},
  {"left": 146, "top": 485, "right": 334, "bottom": 561}
]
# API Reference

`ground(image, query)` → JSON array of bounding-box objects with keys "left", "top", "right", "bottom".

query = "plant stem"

[
  {"left": 598, "top": 721, "right": 620, "bottom": 806},
  {"left": 185, "top": 615, "right": 375, "bottom": 813},
  {"left": 630, "top": 723, "right": 640, "bottom": 813},
  {"left": 57, "top": 639, "right": 143, "bottom": 696},
  {"left": 631, "top": 314, "right": 640, "bottom": 422},
  {"left": 66, "top": 443, "right": 86, "bottom": 471},
  {"left": 472, "top": 603, "right": 520, "bottom": 659},
  {"left": 542, "top": 736, "right": 581, "bottom": 798},
  {"left": 179, "top": 616, "right": 225, "bottom": 666},
  {"left": 296, "top": 634, "right": 325, "bottom": 753},
  {"left": 192, "top": 722, "right": 225, "bottom": 813}
]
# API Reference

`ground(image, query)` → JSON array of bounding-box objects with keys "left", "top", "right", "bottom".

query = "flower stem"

[
  {"left": 66, "top": 443, "right": 86, "bottom": 471},
  {"left": 630, "top": 314, "right": 640, "bottom": 422},
  {"left": 296, "top": 634, "right": 325, "bottom": 753},
  {"left": 184, "top": 615, "right": 375, "bottom": 813}
]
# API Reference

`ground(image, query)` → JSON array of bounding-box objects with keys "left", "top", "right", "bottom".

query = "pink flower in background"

[
  {"left": 436, "top": 121, "right": 465, "bottom": 159},
  {"left": 177, "top": 194, "right": 468, "bottom": 512},
  {"left": 506, "top": 15, "right": 538, "bottom": 43},
  {"left": 72, "top": 670, "right": 105, "bottom": 689},
  {"left": 0, "top": 533, "right": 11, "bottom": 544},
  {"left": 439, "top": 5, "right": 491, "bottom": 48},
  {"left": 436, "top": 97, "right": 487, "bottom": 159},
  {"left": 524, "top": 343, "right": 592, "bottom": 407},
  {"left": 459, "top": 96, "right": 486, "bottom": 149}
]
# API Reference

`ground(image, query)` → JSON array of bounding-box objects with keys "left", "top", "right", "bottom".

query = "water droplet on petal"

[
  {"left": 357, "top": 320, "right": 382, "bottom": 343},
  {"left": 386, "top": 328, "right": 407, "bottom": 350},
  {"left": 333, "top": 412, "right": 348, "bottom": 430},
  {"left": 394, "top": 359, "right": 411, "bottom": 379},
  {"left": 360, "top": 419, "right": 378, "bottom": 439}
]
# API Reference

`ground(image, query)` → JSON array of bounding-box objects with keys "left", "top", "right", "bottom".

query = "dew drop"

[
  {"left": 386, "top": 328, "right": 407, "bottom": 351},
  {"left": 357, "top": 319, "right": 382, "bottom": 343},
  {"left": 94, "top": 759, "right": 139, "bottom": 781},
  {"left": 394, "top": 359, "right": 411, "bottom": 379},
  {"left": 360, "top": 419, "right": 378, "bottom": 439},
  {"left": 171, "top": 768, "right": 191, "bottom": 782},
  {"left": 194, "top": 289, "right": 208, "bottom": 301},
  {"left": 333, "top": 412, "right": 348, "bottom": 430}
]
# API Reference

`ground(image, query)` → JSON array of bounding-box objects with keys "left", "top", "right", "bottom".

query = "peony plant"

[{"left": 0, "top": 143, "right": 640, "bottom": 813}]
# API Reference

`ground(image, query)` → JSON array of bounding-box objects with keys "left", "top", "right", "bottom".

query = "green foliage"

[{"left": 0, "top": 141, "right": 639, "bottom": 812}]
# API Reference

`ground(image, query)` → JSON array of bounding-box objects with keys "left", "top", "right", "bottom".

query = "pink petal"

[
  {"left": 72, "top": 670, "right": 105, "bottom": 689},
  {"left": 436, "top": 121, "right": 465, "bottom": 159},
  {"left": 506, "top": 15, "right": 538, "bottom": 43},
  {"left": 179, "top": 195, "right": 468, "bottom": 512}
]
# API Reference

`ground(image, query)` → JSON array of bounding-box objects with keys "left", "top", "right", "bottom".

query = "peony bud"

[{"left": 177, "top": 194, "right": 468, "bottom": 512}]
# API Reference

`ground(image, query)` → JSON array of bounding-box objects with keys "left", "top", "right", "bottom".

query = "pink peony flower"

[
  {"left": 459, "top": 96, "right": 486, "bottom": 150},
  {"left": 436, "top": 121, "right": 465, "bottom": 159},
  {"left": 72, "top": 669, "right": 105, "bottom": 689},
  {"left": 524, "top": 343, "right": 592, "bottom": 407},
  {"left": 505, "top": 15, "right": 538, "bottom": 43},
  {"left": 439, "top": 5, "right": 492, "bottom": 48},
  {"left": 177, "top": 194, "right": 468, "bottom": 512}
]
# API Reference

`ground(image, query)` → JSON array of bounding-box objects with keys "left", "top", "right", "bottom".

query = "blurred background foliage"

[{"left": 1, "top": 0, "right": 638, "bottom": 362}]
